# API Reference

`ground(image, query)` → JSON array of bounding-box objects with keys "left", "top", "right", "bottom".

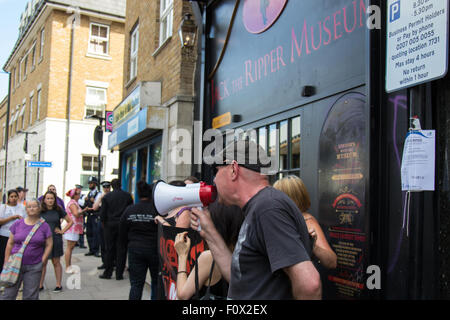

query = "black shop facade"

[{"left": 195, "top": 0, "right": 449, "bottom": 300}]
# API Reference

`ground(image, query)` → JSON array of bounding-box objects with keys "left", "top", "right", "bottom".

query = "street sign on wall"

[
  {"left": 27, "top": 161, "right": 52, "bottom": 168},
  {"left": 386, "top": 0, "right": 448, "bottom": 92}
]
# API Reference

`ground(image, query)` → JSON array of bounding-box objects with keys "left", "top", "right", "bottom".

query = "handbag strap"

[{"left": 18, "top": 218, "right": 45, "bottom": 254}]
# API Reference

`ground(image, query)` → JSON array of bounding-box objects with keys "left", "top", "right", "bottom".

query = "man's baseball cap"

[
  {"left": 16, "top": 186, "right": 28, "bottom": 192},
  {"left": 207, "top": 140, "right": 272, "bottom": 173}
]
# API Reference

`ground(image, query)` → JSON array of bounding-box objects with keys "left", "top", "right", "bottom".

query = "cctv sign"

[{"left": 386, "top": 0, "right": 448, "bottom": 92}]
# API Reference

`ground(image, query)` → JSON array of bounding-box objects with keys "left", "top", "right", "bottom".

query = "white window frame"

[
  {"left": 29, "top": 94, "right": 34, "bottom": 124},
  {"left": 18, "top": 60, "right": 22, "bottom": 83},
  {"left": 19, "top": 103, "right": 26, "bottom": 130},
  {"left": 40, "top": 28, "right": 45, "bottom": 60},
  {"left": 159, "top": 0, "right": 173, "bottom": 46},
  {"left": 31, "top": 41, "right": 37, "bottom": 69},
  {"left": 23, "top": 55, "right": 28, "bottom": 80},
  {"left": 130, "top": 24, "right": 139, "bottom": 81},
  {"left": 36, "top": 88, "right": 41, "bottom": 121},
  {"left": 88, "top": 22, "right": 110, "bottom": 56},
  {"left": 85, "top": 86, "right": 107, "bottom": 118}
]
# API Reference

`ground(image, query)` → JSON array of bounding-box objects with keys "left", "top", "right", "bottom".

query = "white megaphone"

[{"left": 152, "top": 180, "right": 217, "bottom": 216}]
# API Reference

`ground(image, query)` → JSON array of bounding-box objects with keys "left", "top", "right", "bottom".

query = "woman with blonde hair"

[{"left": 273, "top": 175, "right": 337, "bottom": 269}]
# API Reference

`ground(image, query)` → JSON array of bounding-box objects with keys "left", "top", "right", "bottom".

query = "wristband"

[{"left": 177, "top": 271, "right": 188, "bottom": 275}]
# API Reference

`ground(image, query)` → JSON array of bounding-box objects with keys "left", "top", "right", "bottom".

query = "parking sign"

[{"left": 390, "top": 1, "right": 400, "bottom": 22}]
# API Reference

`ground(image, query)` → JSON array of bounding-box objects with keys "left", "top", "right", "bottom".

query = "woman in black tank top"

[{"left": 174, "top": 202, "right": 245, "bottom": 300}]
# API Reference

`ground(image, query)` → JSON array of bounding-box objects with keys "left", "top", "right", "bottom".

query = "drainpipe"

[{"left": 62, "top": 16, "right": 75, "bottom": 195}]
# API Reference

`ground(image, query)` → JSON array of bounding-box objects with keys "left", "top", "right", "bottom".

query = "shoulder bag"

[{"left": 0, "top": 218, "right": 45, "bottom": 287}]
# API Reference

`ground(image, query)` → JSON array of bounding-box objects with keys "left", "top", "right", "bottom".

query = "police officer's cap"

[
  {"left": 88, "top": 176, "right": 99, "bottom": 185},
  {"left": 101, "top": 181, "right": 111, "bottom": 188}
]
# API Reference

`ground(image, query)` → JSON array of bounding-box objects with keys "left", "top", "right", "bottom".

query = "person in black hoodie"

[
  {"left": 119, "top": 181, "right": 159, "bottom": 300},
  {"left": 99, "top": 179, "right": 133, "bottom": 280}
]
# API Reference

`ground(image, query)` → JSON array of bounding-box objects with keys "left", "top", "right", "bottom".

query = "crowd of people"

[{"left": 0, "top": 140, "right": 338, "bottom": 300}]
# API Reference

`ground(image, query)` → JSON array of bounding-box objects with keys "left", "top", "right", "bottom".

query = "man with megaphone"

[{"left": 189, "top": 140, "right": 322, "bottom": 300}]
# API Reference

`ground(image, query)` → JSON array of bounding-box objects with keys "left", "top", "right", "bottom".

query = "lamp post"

[
  {"left": 17, "top": 130, "right": 38, "bottom": 190},
  {"left": 85, "top": 114, "right": 105, "bottom": 185}
]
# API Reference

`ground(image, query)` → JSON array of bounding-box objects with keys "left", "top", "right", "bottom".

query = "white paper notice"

[{"left": 401, "top": 130, "right": 435, "bottom": 191}]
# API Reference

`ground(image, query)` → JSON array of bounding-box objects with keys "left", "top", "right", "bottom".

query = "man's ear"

[{"left": 230, "top": 161, "right": 239, "bottom": 181}]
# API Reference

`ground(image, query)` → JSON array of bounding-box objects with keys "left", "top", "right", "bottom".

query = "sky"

[{"left": 0, "top": 0, "right": 28, "bottom": 100}]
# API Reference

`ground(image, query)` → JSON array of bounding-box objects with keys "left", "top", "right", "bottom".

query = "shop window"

[
  {"left": 89, "top": 23, "right": 109, "bottom": 55},
  {"left": 130, "top": 24, "right": 139, "bottom": 80},
  {"left": 159, "top": 0, "right": 173, "bottom": 46},
  {"left": 85, "top": 86, "right": 107, "bottom": 118},
  {"left": 254, "top": 116, "right": 301, "bottom": 184},
  {"left": 150, "top": 141, "right": 162, "bottom": 182}
]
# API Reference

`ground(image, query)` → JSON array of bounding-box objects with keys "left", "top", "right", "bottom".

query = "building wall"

[
  {"left": 0, "top": 96, "right": 8, "bottom": 201},
  {"left": 3, "top": 3, "right": 125, "bottom": 200},
  {"left": 122, "top": 0, "right": 197, "bottom": 182}
]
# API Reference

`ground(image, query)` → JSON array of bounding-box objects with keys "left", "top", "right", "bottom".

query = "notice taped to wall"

[{"left": 401, "top": 130, "right": 435, "bottom": 191}]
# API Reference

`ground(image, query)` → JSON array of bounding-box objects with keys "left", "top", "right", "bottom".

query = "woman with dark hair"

[
  {"left": 119, "top": 180, "right": 160, "bottom": 300},
  {"left": 39, "top": 191, "right": 74, "bottom": 292},
  {"left": 0, "top": 189, "right": 26, "bottom": 273},
  {"left": 174, "top": 202, "right": 245, "bottom": 300},
  {"left": 184, "top": 176, "right": 199, "bottom": 184},
  {"left": 154, "top": 181, "right": 192, "bottom": 228}
]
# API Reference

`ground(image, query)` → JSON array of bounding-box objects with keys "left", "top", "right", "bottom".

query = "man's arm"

[
  {"left": 190, "top": 207, "right": 232, "bottom": 282},
  {"left": 283, "top": 260, "right": 322, "bottom": 300}
]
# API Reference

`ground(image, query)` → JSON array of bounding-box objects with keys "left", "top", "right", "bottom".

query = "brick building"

[
  {"left": 2, "top": 0, "right": 126, "bottom": 199},
  {"left": 108, "top": 0, "right": 198, "bottom": 197},
  {"left": 0, "top": 95, "right": 8, "bottom": 201}
]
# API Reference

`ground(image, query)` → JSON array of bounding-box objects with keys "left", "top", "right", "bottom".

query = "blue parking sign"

[{"left": 390, "top": 0, "right": 400, "bottom": 22}]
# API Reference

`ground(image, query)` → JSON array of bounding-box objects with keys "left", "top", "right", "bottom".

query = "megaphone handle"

[{"left": 196, "top": 207, "right": 202, "bottom": 232}]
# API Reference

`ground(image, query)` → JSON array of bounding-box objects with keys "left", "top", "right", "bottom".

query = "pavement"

[{"left": 38, "top": 238, "right": 152, "bottom": 300}]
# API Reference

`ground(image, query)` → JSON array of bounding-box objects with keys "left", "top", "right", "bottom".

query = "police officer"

[
  {"left": 93, "top": 181, "right": 111, "bottom": 269},
  {"left": 84, "top": 176, "right": 101, "bottom": 257},
  {"left": 99, "top": 179, "right": 133, "bottom": 280}
]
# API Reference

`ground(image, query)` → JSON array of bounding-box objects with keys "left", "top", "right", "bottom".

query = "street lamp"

[
  {"left": 17, "top": 130, "right": 38, "bottom": 190},
  {"left": 85, "top": 114, "right": 105, "bottom": 187},
  {"left": 179, "top": 13, "right": 197, "bottom": 48}
]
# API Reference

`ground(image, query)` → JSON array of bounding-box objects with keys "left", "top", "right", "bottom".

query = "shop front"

[
  {"left": 108, "top": 82, "right": 165, "bottom": 199},
  {"left": 198, "top": 0, "right": 449, "bottom": 299}
]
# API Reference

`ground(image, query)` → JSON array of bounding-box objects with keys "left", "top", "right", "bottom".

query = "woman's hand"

[
  {"left": 55, "top": 228, "right": 64, "bottom": 235},
  {"left": 174, "top": 231, "right": 191, "bottom": 257}
]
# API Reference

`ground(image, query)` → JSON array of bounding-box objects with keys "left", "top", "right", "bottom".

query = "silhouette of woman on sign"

[{"left": 260, "top": 0, "right": 269, "bottom": 25}]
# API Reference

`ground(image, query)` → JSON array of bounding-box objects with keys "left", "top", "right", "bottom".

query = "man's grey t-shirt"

[{"left": 228, "top": 187, "right": 312, "bottom": 300}]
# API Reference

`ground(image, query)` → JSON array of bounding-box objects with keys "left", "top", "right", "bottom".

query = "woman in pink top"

[{"left": 63, "top": 189, "right": 87, "bottom": 273}]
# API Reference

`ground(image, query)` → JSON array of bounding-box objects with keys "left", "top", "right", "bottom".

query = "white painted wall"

[{"left": 4, "top": 118, "right": 119, "bottom": 204}]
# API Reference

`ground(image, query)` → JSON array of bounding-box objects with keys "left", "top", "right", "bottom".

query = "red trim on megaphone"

[{"left": 199, "top": 182, "right": 217, "bottom": 207}]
